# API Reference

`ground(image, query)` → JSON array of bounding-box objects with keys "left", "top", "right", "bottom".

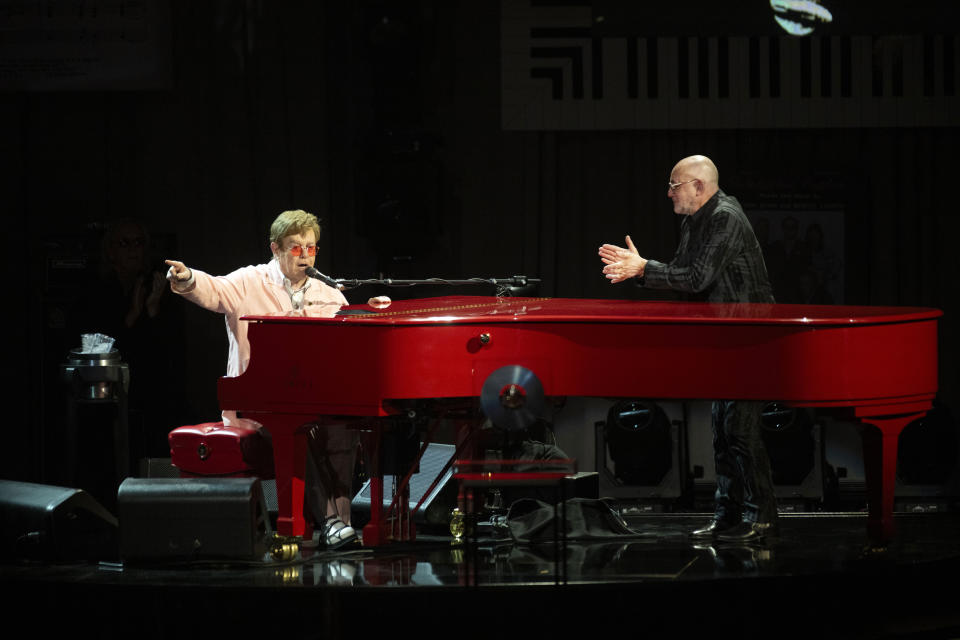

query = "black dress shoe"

[
  {"left": 690, "top": 519, "right": 739, "bottom": 538},
  {"left": 715, "top": 520, "right": 778, "bottom": 542}
]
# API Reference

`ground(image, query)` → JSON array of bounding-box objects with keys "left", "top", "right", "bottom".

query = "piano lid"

[{"left": 241, "top": 296, "right": 942, "bottom": 327}]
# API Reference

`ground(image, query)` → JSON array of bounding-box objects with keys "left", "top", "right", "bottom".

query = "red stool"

[{"left": 169, "top": 422, "right": 275, "bottom": 478}]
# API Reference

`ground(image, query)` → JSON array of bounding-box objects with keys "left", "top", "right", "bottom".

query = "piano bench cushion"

[{"left": 168, "top": 422, "right": 275, "bottom": 478}]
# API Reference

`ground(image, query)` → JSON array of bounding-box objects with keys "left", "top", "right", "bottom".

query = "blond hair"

[{"left": 269, "top": 210, "right": 321, "bottom": 245}]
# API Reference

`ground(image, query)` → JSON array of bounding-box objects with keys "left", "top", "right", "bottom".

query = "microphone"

[{"left": 305, "top": 267, "right": 343, "bottom": 290}]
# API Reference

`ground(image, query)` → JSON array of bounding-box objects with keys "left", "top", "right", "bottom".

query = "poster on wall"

[
  {"left": 0, "top": 0, "right": 172, "bottom": 91},
  {"left": 746, "top": 200, "right": 844, "bottom": 305}
]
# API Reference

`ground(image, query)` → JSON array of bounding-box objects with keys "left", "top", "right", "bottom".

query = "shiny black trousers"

[{"left": 711, "top": 400, "right": 778, "bottom": 524}]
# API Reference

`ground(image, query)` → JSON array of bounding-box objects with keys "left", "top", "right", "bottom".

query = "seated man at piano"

[
  {"left": 165, "top": 209, "right": 384, "bottom": 549},
  {"left": 598, "top": 155, "right": 778, "bottom": 542}
]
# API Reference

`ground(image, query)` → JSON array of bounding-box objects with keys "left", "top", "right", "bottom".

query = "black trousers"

[
  {"left": 711, "top": 400, "right": 777, "bottom": 524},
  {"left": 304, "top": 424, "right": 358, "bottom": 526}
]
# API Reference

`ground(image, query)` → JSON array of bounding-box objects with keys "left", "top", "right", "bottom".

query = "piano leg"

[
  {"left": 263, "top": 415, "right": 313, "bottom": 539},
  {"left": 360, "top": 428, "right": 391, "bottom": 546},
  {"left": 360, "top": 412, "right": 477, "bottom": 546},
  {"left": 360, "top": 426, "right": 417, "bottom": 546},
  {"left": 855, "top": 403, "right": 930, "bottom": 544},
  {"left": 359, "top": 422, "right": 429, "bottom": 546}
]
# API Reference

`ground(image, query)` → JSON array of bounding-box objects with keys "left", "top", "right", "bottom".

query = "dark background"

[{"left": 2, "top": 0, "right": 957, "bottom": 491}]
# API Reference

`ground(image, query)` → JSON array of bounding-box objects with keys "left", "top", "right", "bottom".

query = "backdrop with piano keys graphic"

[{"left": 1, "top": 0, "right": 957, "bottom": 505}]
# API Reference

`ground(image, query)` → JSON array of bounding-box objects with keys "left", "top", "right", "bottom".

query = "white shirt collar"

[{"left": 267, "top": 259, "right": 311, "bottom": 310}]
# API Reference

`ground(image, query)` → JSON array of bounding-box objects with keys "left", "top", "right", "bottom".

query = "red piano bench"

[{"left": 169, "top": 422, "right": 275, "bottom": 479}]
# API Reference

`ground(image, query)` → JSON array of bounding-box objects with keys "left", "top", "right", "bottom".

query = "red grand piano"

[{"left": 218, "top": 296, "right": 941, "bottom": 544}]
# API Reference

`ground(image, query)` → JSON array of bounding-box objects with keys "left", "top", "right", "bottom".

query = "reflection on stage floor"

[{"left": 4, "top": 510, "right": 960, "bottom": 639}]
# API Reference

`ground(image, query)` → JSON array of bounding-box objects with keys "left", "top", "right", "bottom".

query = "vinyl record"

[{"left": 480, "top": 365, "right": 545, "bottom": 431}]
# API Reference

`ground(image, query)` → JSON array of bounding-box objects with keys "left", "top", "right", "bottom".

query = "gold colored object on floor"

[
  {"left": 267, "top": 535, "right": 298, "bottom": 562},
  {"left": 449, "top": 508, "right": 465, "bottom": 540}
]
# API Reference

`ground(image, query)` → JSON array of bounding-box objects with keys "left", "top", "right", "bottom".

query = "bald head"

[
  {"left": 674, "top": 155, "right": 719, "bottom": 187},
  {"left": 668, "top": 155, "right": 720, "bottom": 215}
]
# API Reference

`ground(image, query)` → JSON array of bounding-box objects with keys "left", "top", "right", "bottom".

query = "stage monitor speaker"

[
  {"left": 139, "top": 457, "right": 180, "bottom": 478},
  {"left": 0, "top": 479, "right": 118, "bottom": 562},
  {"left": 139, "top": 457, "right": 279, "bottom": 517},
  {"left": 117, "top": 477, "right": 270, "bottom": 563},
  {"left": 353, "top": 443, "right": 457, "bottom": 529}
]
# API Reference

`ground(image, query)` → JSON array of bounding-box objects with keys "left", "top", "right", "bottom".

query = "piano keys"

[{"left": 502, "top": 2, "right": 959, "bottom": 130}]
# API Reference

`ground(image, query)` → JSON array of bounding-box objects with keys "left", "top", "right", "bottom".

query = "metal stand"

[
  {"left": 454, "top": 458, "right": 575, "bottom": 585},
  {"left": 61, "top": 349, "right": 131, "bottom": 489}
]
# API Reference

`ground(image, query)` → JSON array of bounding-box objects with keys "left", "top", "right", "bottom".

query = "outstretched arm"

[{"left": 164, "top": 259, "right": 194, "bottom": 291}]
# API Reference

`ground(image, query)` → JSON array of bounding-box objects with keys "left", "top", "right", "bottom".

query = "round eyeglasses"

[{"left": 287, "top": 244, "right": 317, "bottom": 257}]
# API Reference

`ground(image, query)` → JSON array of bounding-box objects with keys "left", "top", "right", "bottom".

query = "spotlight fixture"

[
  {"left": 604, "top": 400, "right": 673, "bottom": 486},
  {"left": 770, "top": 0, "right": 833, "bottom": 36},
  {"left": 761, "top": 402, "right": 816, "bottom": 487},
  {"left": 897, "top": 403, "right": 958, "bottom": 486}
]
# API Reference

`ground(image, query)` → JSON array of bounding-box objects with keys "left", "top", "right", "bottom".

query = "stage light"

[
  {"left": 760, "top": 402, "right": 816, "bottom": 486},
  {"left": 770, "top": 0, "right": 833, "bottom": 37},
  {"left": 897, "top": 402, "right": 958, "bottom": 486},
  {"left": 603, "top": 400, "right": 673, "bottom": 486}
]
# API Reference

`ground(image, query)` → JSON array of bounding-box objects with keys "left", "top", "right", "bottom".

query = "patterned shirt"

[{"left": 641, "top": 190, "right": 775, "bottom": 303}]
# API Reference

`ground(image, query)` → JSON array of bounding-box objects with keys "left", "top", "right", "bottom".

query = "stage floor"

[{"left": 4, "top": 510, "right": 960, "bottom": 639}]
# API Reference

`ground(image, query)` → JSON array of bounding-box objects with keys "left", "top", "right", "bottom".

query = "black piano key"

[
  {"left": 679, "top": 36, "right": 689, "bottom": 99},
  {"left": 872, "top": 36, "right": 883, "bottom": 97},
  {"left": 923, "top": 35, "right": 935, "bottom": 97},
  {"left": 801, "top": 37, "right": 812, "bottom": 98},
  {"left": 749, "top": 36, "right": 760, "bottom": 98},
  {"left": 841, "top": 36, "right": 852, "bottom": 98},
  {"left": 698, "top": 36, "right": 709, "bottom": 99},
  {"left": 646, "top": 37, "right": 658, "bottom": 99},
  {"left": 945, "top": 35, "right": 955, "bottom": 97},
  {"left": 592, "top": 37, "right": 603, "bottom": 99},
  {"left": 769, "top": 37, "right": 781, "bottom": 99},
  {"left": 718, "top": 37, "right": 729, "bottom": 99},
  {"left": 627, "top": 37, "right": 638, "bottom": 99},
  {"left": 820, "top": 36, "right": 832, "bottom": 98}
]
